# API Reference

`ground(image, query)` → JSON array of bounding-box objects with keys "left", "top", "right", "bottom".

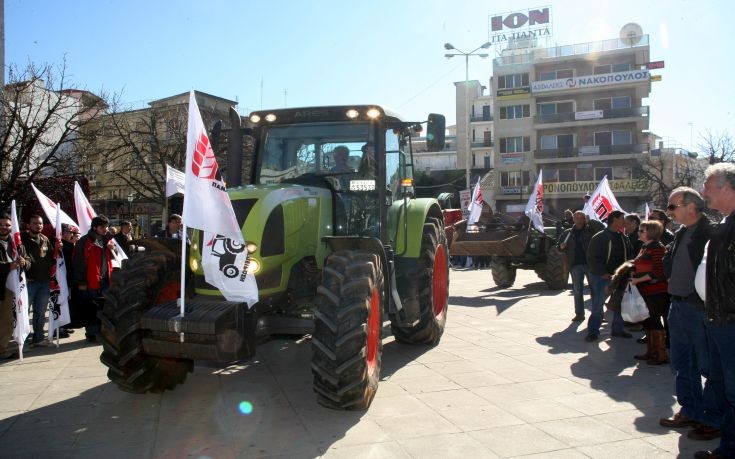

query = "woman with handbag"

[{"left": 629, "top": 220, "right": 670, "bottom": 365}]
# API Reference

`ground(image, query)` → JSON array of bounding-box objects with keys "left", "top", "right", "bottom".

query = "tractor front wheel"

[
  {"left": 99, "top": 251, "right": 193, "bottom": 393},
  {"left": 311, "top": 250, "right": 383, "bottom": 410}
]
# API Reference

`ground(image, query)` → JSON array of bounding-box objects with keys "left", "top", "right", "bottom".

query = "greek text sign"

[
  {"left": 543, "top": 179, "right": 644, "bottom": 195},
  {"left": 488, "top": 6, "right": 553, "bottom": 45},
  {"left": 531, "top": 70, "right": 650, "bottom": 94}
]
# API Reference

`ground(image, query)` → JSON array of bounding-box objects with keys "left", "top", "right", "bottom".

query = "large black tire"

[
  {"left": 311, "top": 250, "right": 383, "bottom": 410},
  {"left": 390, "top": 217, "right": 449, "bottom": 346},
  {"left": 542, "top": 246, "right": 569, "bottom": 290},
  {"left": 491, "top": 259, "right": 516, "bottom": 288},
  {"left": 99, "top": 251, "right": 193, "bottom": 393}
]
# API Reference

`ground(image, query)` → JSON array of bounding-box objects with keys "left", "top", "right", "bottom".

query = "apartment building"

[{"left": 491, "top": 34, "right": 652, "bottom": 216}]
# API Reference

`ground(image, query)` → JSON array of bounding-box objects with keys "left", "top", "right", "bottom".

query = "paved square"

[{"left": 0, "top": 268, "right": 716, "bottom": 457}]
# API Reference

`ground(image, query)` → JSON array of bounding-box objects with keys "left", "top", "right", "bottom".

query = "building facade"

[{"left": 491, "top": 34, "right": 653, "bottom": 216}]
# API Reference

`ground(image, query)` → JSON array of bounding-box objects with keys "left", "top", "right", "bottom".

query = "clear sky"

[{"left": 7, "top": 0, "right": 735, "bottom": 151}]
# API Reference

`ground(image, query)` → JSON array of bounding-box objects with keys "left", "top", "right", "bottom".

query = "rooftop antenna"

[{"left": 619, "top": 23, "right": 643, "bottom": 47}]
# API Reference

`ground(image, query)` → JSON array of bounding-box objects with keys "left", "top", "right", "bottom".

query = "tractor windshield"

[{"left": 256, "top": 122, "right": 376, "bottom": 186}]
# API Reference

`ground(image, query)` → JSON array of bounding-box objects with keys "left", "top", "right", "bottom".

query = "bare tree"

[
  {"left": 635, "top": 150, "right": 706, "bottom": 206},
  {"left": 0, "top": 60, "right": 105, "bottom": 208},
  {"left": 698, "top": 129, "right": 735, "bottom": 164}
]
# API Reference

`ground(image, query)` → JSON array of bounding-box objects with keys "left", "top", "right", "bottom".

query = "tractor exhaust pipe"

[{"left": 226, "top": 106, "right": 243, "bottom": 188}]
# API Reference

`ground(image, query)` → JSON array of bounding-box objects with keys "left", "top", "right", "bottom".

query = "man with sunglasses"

[
  {"left": 660, "top": 187, "right": 722, "bottom": 442},
  {"left": 695, "top": 163, "right": 735, "bottom": 459}
]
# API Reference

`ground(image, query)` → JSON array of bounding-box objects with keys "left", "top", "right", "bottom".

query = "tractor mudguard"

[{"left": 387, "top": 198, "right": 444, "bottom": 259}]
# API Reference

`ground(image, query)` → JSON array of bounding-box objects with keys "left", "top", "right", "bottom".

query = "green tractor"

[{"left": 99, "top": 105, "right": 450, "bottom": 410}]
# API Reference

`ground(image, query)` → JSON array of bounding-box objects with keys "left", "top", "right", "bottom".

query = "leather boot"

[
  {"left": 634, "top": 328, "right": 654, "bottom": 360},
  {"left": 647, "top": 330, "right": 669, "bottom": 365}
]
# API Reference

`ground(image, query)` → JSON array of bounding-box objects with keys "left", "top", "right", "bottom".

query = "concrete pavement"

[{"left": 0, "top": 268, "right": 714, "bottom": 458}]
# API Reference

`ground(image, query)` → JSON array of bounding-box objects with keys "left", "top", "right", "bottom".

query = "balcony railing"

[
  {"left": 471, "top": 140, "right": 494, "bottom": 148},
  {"left": 534, "top": 143, "right": 649, "bottom": 159},
  {"left": 494, "top": 35, "right": 649, "bottom": 66},
  {"left": 534, "top": 106, "right": 649, "bottom": 124},
  {"left": 470, "top": 115, "right": 493, "bottom": 122}
]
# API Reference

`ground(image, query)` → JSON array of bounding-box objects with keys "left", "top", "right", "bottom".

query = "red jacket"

[{"left": 72, "top": 232, "right": 114, "bottom": 290}]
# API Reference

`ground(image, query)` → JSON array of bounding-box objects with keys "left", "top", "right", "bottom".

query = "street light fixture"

[
  {"left": 127, "top": 192, "right": 135, "bottom": 217},
  {"left": 444, "top": 41, "right": 492, "bottom": 189}
]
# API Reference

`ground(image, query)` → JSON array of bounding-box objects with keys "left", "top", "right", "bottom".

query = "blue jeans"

[
  {"left": 706, "top": 322, "right": 735, "bottom": 456},
  {"left": 26, "top": 281, "right": 50, "bottom": 343},
  {"left": 587, "top": 274, "right": 624, "bottom": 336},
  {"left": 668, "top": 299, "right": 722, "bottom": 428},
  {"left": 570, "top": 264, "right": 592, "bottom": 317}
]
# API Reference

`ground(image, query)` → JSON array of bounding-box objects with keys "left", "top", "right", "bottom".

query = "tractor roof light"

[
  {"left": 401, "top": 178, "right": 414, "bottom": 187},
  {"left": 249, "top": 114, "right": 261, "bottom": 124},
  {"left": 345, "top": 109, "right": 359, "bottom": 119},
  {"left": 264, "top": 113, "right": 277, "bottom": 122},
  {"left": 366, "top": 108, "right": 381, "bottom": 119}
]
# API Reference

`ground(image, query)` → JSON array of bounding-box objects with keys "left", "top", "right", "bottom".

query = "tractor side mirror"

[{"left": 426, "top": 114, "right": 446, "bottom": 151}]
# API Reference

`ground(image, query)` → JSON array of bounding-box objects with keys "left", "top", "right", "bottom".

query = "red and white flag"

[
  {"left": 183, "top": 92, "right": 242, "bottom": 242},
  {"left": 48, "top": 204, "right": 71, "bottom": 341},
  {"left": 524, "top": 170, "right": 545, "bottom": 232},
  {"left": 467, "top": 177, "right": 483, "bottom": 225},
  {"left": 5, "top": 200, "right": 30, "bottom": 354},
  {"left": 31, "top": 183, "right": 78, "bottom": 230},
  {"left": 183, "top": 91, "right": 257, "bottom": 306},
  {"left": 74, "top": 182, "right": 127, "bottom": 264},
  {"left": 582, "top": 176, "right": 624, "bottom": 223}
]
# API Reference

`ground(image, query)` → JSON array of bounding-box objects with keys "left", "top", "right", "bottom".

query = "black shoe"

[
  {"left": 85, "top": 335, "right": 97, "bottom": 343},
  {"left": 611, "top": 331, "right": 633, "bottom": 338},
  {"left": 585, "top": 333, "right": 599, "bottom": 342},
  {"left": 694, "top": 450, "right": 727, "bottom": 459},
  {"left": 688, "top": 425, "right": 722, "bottom": 441},
  {"left": 572, "top": 314, "right": 585, "bottom": 322},
  {"left": 636, "top": 335, "right": 648, "bottom": 344}
]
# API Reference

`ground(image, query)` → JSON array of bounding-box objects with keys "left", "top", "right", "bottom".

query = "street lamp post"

[
  {"left": 127, "top": 192, "right": 135, "bottom": 218},
  {"left": 444, "top": 41, "right": 492, "bottom": 189}
]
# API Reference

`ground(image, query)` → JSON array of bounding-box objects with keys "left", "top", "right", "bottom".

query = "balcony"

[
  {"left": 534, "top": 106, "right": 649, "bottom": 124},
  {"left": 534, "top": 143, "right": 649, "bottom": 159},
  {"left": 471, "top": 140, "right": 494, "bottom": 148},
  {"left": 470, "top": 115, "right": 493, "bottom": 122},
  {"left": 494, "top": 35, "right": 649, "bottom": 66}
]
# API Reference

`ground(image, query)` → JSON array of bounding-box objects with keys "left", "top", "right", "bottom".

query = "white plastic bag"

[{"left": 621, "top": 283, "right": 649, "bottom": 323}]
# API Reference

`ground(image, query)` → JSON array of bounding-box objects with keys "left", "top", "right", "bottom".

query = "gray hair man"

[
  {"left": 695, "top": 164, "right": 735, "bottom": 459},
  {"left": 659, "top": 186, "right": 722, "bottom": 441}
]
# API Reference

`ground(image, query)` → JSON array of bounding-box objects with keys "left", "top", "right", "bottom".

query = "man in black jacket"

[
  {"left": 585, "top": 210, "right": 633, "bottom": 342},
  {"left": 0, "top": 213, "right": 28, "bottom": 359},
  {"left": 21, "top": 215, "right": 56, "bottom": 346},
  {"left": 696, "top": 164, "right": 735, "bottom": 459},
  {"left": 559, "top": 211, "right": 596, "bottom": 322}
]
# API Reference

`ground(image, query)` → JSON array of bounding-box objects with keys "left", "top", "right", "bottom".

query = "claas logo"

[
  {"left": 592, "top": 195, "right": 613, "bottom": 220},
  {"left": 192, "top": 132, "right": 221, "bottom": 180}
]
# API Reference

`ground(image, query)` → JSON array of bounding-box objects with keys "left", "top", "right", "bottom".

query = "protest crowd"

[{"left": 556, "top": 163, "right": 735, "bottom": 459}]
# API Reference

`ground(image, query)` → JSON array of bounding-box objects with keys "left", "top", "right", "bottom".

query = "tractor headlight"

[
  {"left": 345, "top": 109, "right": 359, "bottom": 119},
  {"left": 264, "top": 113, "right": 277, "bottom": 122},
  {"left": 366, "top": 108, "right": 381, "bottom": 119},
  {"left": 246, "top": 242, "right": 257, "bottom": 254},
  {"left": 249, "top": 114, "right": 261, "bottom": 123},
  {"left": 247, "top": 258, "right": 260, "bottom": 275}
]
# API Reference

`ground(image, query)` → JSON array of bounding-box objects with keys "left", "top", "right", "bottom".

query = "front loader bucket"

[{"left": 449, "top": 228, "right": 529, "bottom": 257}]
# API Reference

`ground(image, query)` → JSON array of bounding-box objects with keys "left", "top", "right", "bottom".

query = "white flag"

[
  {"left": 165, "top": 164, "right": 186, "bottom": 197},
  {"left": 582, "top": 176, "right": 624, "bottom": 223},
  {"left": 644, "top": 202, "right": 650, "bottom": 221},
  {"left": 525, "top": 170, "right": 545, "bottom": 232},
  {"left": 74, "top": 182, "right": 128, "bottom": 264},
  {"left": 183, "top": 91, "right": 256, "bottom": 305},
  {"left": 183, "top": 92, "right": 243, "bottom": 242},
  {"left": 31, "top": 183, "right": 78, "bottom": 230},
  {"left": 48, "top": 204, "right": 71, "bottom": 340},
  {"left": 201, "top": 233, "right": 259, "bottom": 307},
  {"left": 5, "top": 200, "right": 30, "bottom": 350},
  {"left": 467, "top": 177, "right": 483, "bottom": 225}
]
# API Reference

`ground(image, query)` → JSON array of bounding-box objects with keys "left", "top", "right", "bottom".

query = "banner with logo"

[
  {"left": 48, "top": 204, "right": 71, "bottom": 342},
  {"left": 524, "top": 170, "right": 544, "bottom": 232},
  {"left": 6, "top": 200, "right": 30, "bottom": 358},
  {"left": 582, "top": 176, "right": 624, "bottom": 222},
  {"left": 201, "top": 233, "right": 258, "bottom": 307}
]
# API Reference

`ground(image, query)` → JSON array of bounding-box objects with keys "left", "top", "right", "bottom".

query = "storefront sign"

[
  {"left": 543, "top": 179, "right": 644, "bottom": 195},
  {"left": 531, "top": 69, "right": 650, "bottom": 94},
  {"left": 501, "top": 187, "right": 522, "bottom": 195},
  {"left": 501, "top": 152, "right": 525, "bottom": 164},
  {"left": 496, "top": 87, "right": 531, "bottom": 97},
  {"left": 646, "top": 60, "right": 665, "bottom": 69},
  {"left": 575, "top": 110, "right": 603, "bottom": 120}
]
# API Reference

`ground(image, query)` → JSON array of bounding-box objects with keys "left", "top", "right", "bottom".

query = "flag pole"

[{"left": 178, "top": 220, "right": 187, "bottom": 343}]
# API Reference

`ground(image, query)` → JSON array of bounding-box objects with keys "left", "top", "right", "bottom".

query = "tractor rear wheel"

[
  {"left": 391, "top": 217, "right": 449, "bottom": 346},
  {"left": 99, "top": 251, "right": 193, "bottom": 393},
  {"left": 491, "top": 259, "right": 516, "bottom": 288},
  {"left": 542, "top": 246, "right": 569, "bottom": 290},
  {"left": 311, "top": 250, "right": 383, "bottom": 410}
]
